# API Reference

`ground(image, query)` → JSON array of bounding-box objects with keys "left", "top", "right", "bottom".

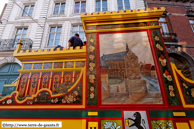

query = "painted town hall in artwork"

[{"left": 0, "top": 0, "right": 194, "bottom": 129}]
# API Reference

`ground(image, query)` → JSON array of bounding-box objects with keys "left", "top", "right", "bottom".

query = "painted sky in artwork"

[{"left": 99, "top": 32, "right": 155, "bottom": 65}]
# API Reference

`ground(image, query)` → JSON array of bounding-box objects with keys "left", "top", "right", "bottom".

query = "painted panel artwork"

[
  {"left": 124, "top": 111, "right": 149, "bottom": 129},
  {"left": 52, "top": 74, "right": 61, "bottom": 92},
  {"left": 41, "top": 74, "right": 50, "bottom": 89},
  {"left": 100, "top": 32, "right": 163, "bottom": 104},
  {"left": 28, "top": 74, "right": 39, "bottom": 96},
  {"left": 18, "top": 74, "right": 28, "bottom": 97}
]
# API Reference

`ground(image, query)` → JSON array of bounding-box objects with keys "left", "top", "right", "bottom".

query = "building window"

[
  {"left": 159, "top": 17, "right": 170, "bottom": 34},
  {"left": 74, "top": 1, "right": 86, "bottom": 13},
  {"left": 117, "top": 0, "right": 130, "bottom": 10},
  {"left": 53, "top": 3, "right": 65, "bottom": 15},
  {"left": 189, "top": 19, "right": 194, "bottom": 32},
  {"left": 72, "top": 25, "right": 85, "bottom": 42},
  {"left": 95, "top": 0, "right": 107, "bottom": 12},
  {"left": 14, "top": 28, "right": 28, "bottom": 46},
  {"left": 47, "top": 27, "right": 62, "bottom": 46},
  {"left": 22, "top": 5, "right": 34, "bottom": 17},
  {"left": 158, "top": 17, "right": 170, "bottom": 37},
  {"left": 14, "top": 28, "right": 28, "bottom": 41}
]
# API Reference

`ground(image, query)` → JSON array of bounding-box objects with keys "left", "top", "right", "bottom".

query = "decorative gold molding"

[
  {"left": 81, "top": 7, "right": 165, "bottom": 32},
  {"left": 85, "top": 25, "right": 162, "bottom": 33},
  {"left": 86, "top": 19, "right": 158, "bottom": 26}
]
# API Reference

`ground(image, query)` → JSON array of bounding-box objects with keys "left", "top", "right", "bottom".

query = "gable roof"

[{"left": 100, "top": 51, "right": 128, "bottom": 66}]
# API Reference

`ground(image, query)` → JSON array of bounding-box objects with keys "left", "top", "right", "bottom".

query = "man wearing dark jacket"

[{"left": 68, "top": 33, "right": 83, "bottom": 49}]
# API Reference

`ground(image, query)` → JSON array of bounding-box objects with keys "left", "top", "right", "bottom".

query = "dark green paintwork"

[
  {"left": 87, "top": 34, "right": 97, "bottom": 106},
  {"left": 179, "top": 77, "right": 194, "bottom": 103},
  {"left": 151, "top": 30, "right": 180, "bottom": 105},
  {"left": 149, "top": 110, "right": 194, "bottom": 118},
  {"left": 0, "top": 110, "right": 121, "bottom": 118}
]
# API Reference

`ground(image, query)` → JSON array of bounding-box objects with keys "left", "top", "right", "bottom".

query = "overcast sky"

[{"left": 0, "top": 0, "right": 8, "bottom": 16}]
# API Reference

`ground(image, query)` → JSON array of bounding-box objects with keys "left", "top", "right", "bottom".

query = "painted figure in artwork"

[{"left": 126, "top": 112, "right": 146, "bottom": 129}]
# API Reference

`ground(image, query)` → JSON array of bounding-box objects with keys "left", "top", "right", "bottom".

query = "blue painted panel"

[
  {"left": 0, "top": 64, "right": 11, "bottom": 74},
  {"left": 2, "top": 86, "right": 16, "bottom": 96},
  {"left": 8, "top": 77, "right": 18, "bottom": 84},
  {"left": 0, "top": 63, "right": 20, "bottom": 76},
  {"left": 11, "top": 64, "right": 21, "bottom": 74},
  {"left": 0, "top": 79, "right": 7, "bottom": 93},
  {"left": 0, "top": 63, "right": 20, "bottom": 94}
]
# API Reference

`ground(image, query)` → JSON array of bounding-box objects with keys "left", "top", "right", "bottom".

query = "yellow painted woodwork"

[
  {"left": 61, "top": 71, "right": 64, "bottom": 83},
  {"left": 189, "top": 121, "right": 194, "bottom": 129},
  {"left": 81, "top": 7, "right": 165, "bottom": 32},
  {"left": 14, "top": 43, "right": 22, "bottom": 55},
  {"left": 14, "top": 43, "right": 86, "bottom": 61},
  {"left": 37, "top": 73, "right": 42, "bottom": 92},
  {"left": 72, "top": 71, "right": 75, "bottom": 82},
  {"left": 176, "top": 123, "right": 190, "bottom": 129},
  {"left": 173, "top": 112, "right": 186, "bottom": 116},
  {"left": 88, "top": 112, "right": 98, "bottom": 116},
  {"left": 21, "top": 63, "right": 24, "bottom": 69},
  {"left": 171, "top": 63, "right": 194, "bottom": 108},
  {"left": 3, "top": 80, "right": 18, "bottom": 87},
  {"left": 31, "top": 63, "right": 34, "bottom": 70},
  {"left": 24, "top": 73, "right": 31, "bottom": 96},
  {"left": 81, "top": 7, "right": 165, "bottom": 20},
  {"left": 48, "top": 72, "right": 52, "bottom": 90},
  {"left": 88, "top": 122, "right": 98, "bottom": 129},
  {"left": 0, "top": 119, "right": 86, "bottom": 129}
]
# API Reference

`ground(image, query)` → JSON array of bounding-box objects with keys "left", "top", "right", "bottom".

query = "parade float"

[{"left": 0, "top": 7, "right": 194, "bottom": 129}]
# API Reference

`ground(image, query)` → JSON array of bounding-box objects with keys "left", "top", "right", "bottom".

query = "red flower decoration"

[
  {"left": 72, "top": 93, "right": 76, "bottom": 97},
  {"left": 159, "top": 54, "right": 165, "bottom": 60},
  {"left": 164, "top": 70, "right": 169, "bottom": 76}
]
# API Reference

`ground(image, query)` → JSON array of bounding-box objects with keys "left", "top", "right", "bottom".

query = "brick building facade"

[
  {"left": 146, "top": 0, "right": 194, "bottom": 80},
  {"left": 100, "top": 44, "right": 140, "bottom": 79},
  {"left": 147, "top": 0, "right": 194, "bottom": 49}
]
